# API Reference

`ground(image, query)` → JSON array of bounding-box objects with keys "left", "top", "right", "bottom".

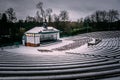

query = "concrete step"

[
  {"left": 0, "top": 59, "right": 108, "bottom": 67},
  {"left": 1, "top": 63, "right": 120, "bottom": 75},
  {"left": 0, "top": 68, "right": 120, "bottom": 80},
  {"left": 0, "top": 60, "right": 118, "bottom": 70}
]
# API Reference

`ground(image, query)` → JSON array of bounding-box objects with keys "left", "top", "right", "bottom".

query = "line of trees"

[
  {"left": 0, "top": 1, "right": 120, "bottom": 46},
  {"left": 84, "top": 10, "right": 120, "bottom": 31}
]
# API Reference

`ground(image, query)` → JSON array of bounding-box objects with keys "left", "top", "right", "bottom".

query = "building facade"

[{"left": 22, "top": 26, "right": 60, "bottom": 47}]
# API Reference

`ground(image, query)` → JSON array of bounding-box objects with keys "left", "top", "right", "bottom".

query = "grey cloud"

[{"left": 0, "top": 0, "right": 120, "bottom": 21}]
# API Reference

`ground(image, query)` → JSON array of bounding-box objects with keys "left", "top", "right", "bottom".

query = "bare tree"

[
  {"left": 108, "top": 9, "right": 119, "bottom": 22},
  {"left": 96, "top": 11, "right": 101, "bottom": 22},
  {"left": 36, "top": 1, "right": 54, "bottom": 23},
  {"left": 59, "top": 10, "right": 69, "bottom": 22},
  {"left": 87, "top": 10, "right": 108, "bottom": 22},
  {"left": 99, "top": 10, "right": 107, "bottom": 22},
  {"left": 53, "top": 14, "right": 60, "bottom": 22},
  {"left": 36, "top": 11, "right": 42, "bottom": 22},
  {"left": 46, "top": 8, "right": 53, "bottom": 23},
  {"left": 36, "top": 1, "right": 45, "bottom": 22},
  {"left": 5, "top": 8, "right": 17, "bottom": 22},
  {"left": 26, "top": 16, "right": 36, "bottom": 22}
]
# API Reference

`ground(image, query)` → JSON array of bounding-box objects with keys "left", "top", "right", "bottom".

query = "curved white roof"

[{"left": 25, "top": 26, "right": 59, "bottom": 34}]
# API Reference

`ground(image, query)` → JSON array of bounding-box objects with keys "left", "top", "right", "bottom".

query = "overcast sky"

[{"left": 0, "top": 0, "right": 120, "bottom": 21}]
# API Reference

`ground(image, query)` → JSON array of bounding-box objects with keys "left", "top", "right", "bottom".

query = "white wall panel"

[{"left": 27, "top": 36, "right": 34, "bottom": 43}]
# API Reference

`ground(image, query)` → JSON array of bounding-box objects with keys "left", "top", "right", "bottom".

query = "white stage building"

[{"left": 22, "top": 26, "right": 60, "bottom": 47}]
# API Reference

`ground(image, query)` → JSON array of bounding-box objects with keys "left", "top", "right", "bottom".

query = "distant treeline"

[
  {"left": 84, "top": 10, "right": 120, "bottom": 31},
  {"left": 0, "top": 1, "right": 120, "bottom": 46}
]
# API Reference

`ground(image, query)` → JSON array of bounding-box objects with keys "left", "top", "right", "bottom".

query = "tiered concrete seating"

[
  {"left": 79, "top": 31, "right": 120, "bottom": 39},
  {"left": 0, "top": 31, "right": 120, "bottom": 80},
  {"left": 69, "top": 31, "right": 120, "bottom": 57},
  {"left": 53, "top": 38, "right": 92, "bottom": 51},
  {"left": 0, "top": 51, "right": 120, "bottom": 80}
]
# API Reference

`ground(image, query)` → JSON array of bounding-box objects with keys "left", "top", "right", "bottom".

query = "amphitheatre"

[{"left": 0, "top": 31, "right": 120, "bottom": 80}]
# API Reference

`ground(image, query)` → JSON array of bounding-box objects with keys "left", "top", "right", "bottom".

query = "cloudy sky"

[{"left": 0, "top": 0, "right": 120, "bottom": 21}]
